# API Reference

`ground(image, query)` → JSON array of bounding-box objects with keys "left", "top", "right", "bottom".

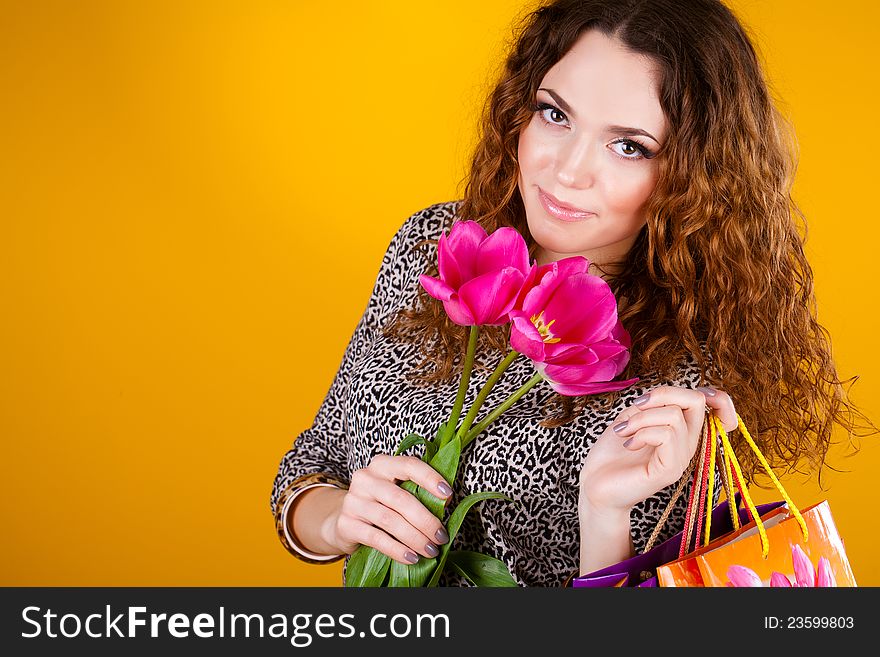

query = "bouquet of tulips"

[{"left": 345, "top": 220, "right": 639, "bottom": 587}]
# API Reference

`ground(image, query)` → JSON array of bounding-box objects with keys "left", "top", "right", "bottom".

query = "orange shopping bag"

[
  {"left": 654, "top": 411, "right": 857, "bottom": 587},
  {"left": 656, "top": 503, "right": 790, "bottom": 587},
  {"left": 695, "top": 499, "right": 856, "bottom": 586}
]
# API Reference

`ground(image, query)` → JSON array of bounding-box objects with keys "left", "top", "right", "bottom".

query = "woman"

[{"left": 271, "top": 0, "right": 873, "bottom": 586}]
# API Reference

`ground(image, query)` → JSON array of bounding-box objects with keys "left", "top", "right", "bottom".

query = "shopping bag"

[
  {"left": 658, "top": 411, "right": 856, "bottom": 587},
  {"left": 654, "top": 501, "right": 790, "bottom": 587},
  {"left": 692, "top": 499, "right": 855, "bottom": 586},
  {"left": 572, "top": 408, "right": 857, "bottom": 587}
]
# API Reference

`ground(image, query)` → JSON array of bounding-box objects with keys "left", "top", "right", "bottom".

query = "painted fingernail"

[
  {"left": 435, "top": 527, "right": 449, "bottom": 544},
  {"left": 633, "top": 393, "right": 650, "bottom": 406},
  {"left": 404, "top": 550, "right": 419, "bottom": 564},
  {"left": 437, "top": 481, "right": 453, "bottom": 497},
  {"left": 612, "top": 421, "right": 629, "bottom": 433},
  {"left": 623, "top": 438, "right": 634, "bottom": 448},
  {"left": 425, "top": 543, "right": 440, "bottom": 558},
  {"left": 696, "top": 386, "right": 717, "bottom": 396}
]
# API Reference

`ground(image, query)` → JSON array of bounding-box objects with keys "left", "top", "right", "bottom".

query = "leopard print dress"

[{"left": 270, "top": 200, "right": 713, "bottom": 587}]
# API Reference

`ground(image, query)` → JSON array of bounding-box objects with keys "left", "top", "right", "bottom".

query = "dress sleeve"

[{"left": 269, "top": 206, "right": 432, "bottom": 516}]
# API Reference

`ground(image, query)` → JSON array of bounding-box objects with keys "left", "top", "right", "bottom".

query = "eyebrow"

[{"left": 537, "top": 87, "right": 661, "bottom": 145}]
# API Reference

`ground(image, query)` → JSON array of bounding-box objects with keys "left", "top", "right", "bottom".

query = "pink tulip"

[
  {"left": 769, "top": 572, "right": 792, "bottom": 587},
  {"left": 791, "top": 544, "right": 816, "bottom": 587},
  {"left": 725, "top": 544, "right": 837, "bottom": 587},
  {"left": 508, "top": 256, "right": 638, "bottom": 396},
  {"left": 726, "top": 565, "right": 763, "bottom": 587},
  {"left": 817, "top": 556, "right": 836, "bottom": 587},
  {"left": 419, "top": 221, "right": 532, "bottom": 326}
]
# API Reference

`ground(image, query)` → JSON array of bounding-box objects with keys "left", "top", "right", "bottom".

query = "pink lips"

[{"left": 538, "top": 188, "right": 596, "bottom": 222}]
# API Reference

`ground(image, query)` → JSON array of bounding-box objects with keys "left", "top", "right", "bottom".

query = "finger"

[
  {"left": 613, "top": 405, "right": 688, "bottom": 438},
  {"left": 347, "top": 518, "right": 425, "bottom": 566},
  {"left": 695, "top": 386, "right": 738, "bottom": 432},
  {"left": 613, "top": 405, "right": 692, "bottom": 460},
  {"left": 630, "top": 385, "right": 707, "bottom": 447},
  {"left": 621, "top": 426, "right": 688, "bottom": 479},
  {"left": 358, "top": 502, "right": 442, "bottom": 560},
  {"left": 369, "top": 454, "right": 453, "bottom": 500},
  {"left": 620, "top": 424, "right": 676, "bottom": 452},
  {"left": 357, "top": 472, "right": 449, "bottom": 546},
  {"left": 605, "top": 403, "right": 644, "bottom": 432}
]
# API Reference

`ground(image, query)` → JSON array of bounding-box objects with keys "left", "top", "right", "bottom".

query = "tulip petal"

[
  {"left": 727, "top": 565, "right": 764, "bottom": 587},
  {"left": 542, "top": 357, "right": 623, "bottom": 386},
  {"left": 817, "top": 558, "right": 836, "bottom": 587},
  {"left": 770, "top": 572, "right": 792, "bottom": 587},
  {"left": 437, "top": 233, "right": 465, "bottom": 289},
  {"left": 474, "top": 227, "right": 530, "bottom": 277},
  {"left": 419, "top": 274, "right": 456, "bottom": 302},
  {"left": 444, "top": 220, "right": 487, "bottom": 281},
  {"left": 458, "top": 267, "right": 525, "bottom": 325},
  {"left": 545, "top": 275, "right": 618, "bottom": 346},
  {"left": 519, "top": 257, "right": 589, "bottom": 316},
  {"left": 441, "top": 297, "right": 476, "bottom": 326},
  {"left": 509, "top": 313, "right": 547, "bottom": 361},
  {"left": 519, "top": 267, "right": 559, "bottom": 317},
  {"left": 610, "top": 319, "right": 632, "bottom": 348},
  {"left": 790, "top": 544, "right": 816, "bottom": 587},
  {"left": 545, "top": 376, "right": 639, "bottom": 396},
  {"left": 512, "top": 263, "right": 540, "bottom": 313},
  {"left": 540, "top": 333, "right": 627, "bottom": 366},
  {"left": 589, "top": 340, "right": 628, "bottom": 361},
  {"left": 552, "top": 255, "right": 591, "bottom": 278},
  {"left": 542, "top": 341, "right": 593, "bottom": 364}
]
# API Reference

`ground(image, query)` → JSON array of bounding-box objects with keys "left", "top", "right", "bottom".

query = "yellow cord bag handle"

[{"left": 706, "top": 411, "right": 808, "bottom": 558}]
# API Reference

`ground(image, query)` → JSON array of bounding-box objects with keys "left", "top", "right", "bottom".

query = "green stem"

[
  {"left": 463, "top": 373, "right": 544, "bottom": 450},
  {"left": 439, "top": 325, "right": 479, "bottom": 448},
  {"left": 454, "top": 349, "right": 521, "bottom": 445}
]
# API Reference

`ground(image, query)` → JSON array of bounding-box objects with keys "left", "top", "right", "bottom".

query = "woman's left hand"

[{"left": 579, "top": 385, "right": 738, "bottom": 515}]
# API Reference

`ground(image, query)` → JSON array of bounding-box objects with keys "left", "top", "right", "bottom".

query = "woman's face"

[{"left": 517, "top": 29, "right": 667, "bottom": 273}]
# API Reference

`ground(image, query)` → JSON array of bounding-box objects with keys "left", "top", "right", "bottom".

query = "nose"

[{"left": 555, "top": 136, "right": 596, "bottom": 189}]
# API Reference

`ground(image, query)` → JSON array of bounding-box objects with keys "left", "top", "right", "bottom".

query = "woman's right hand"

[{"left": 329, "top": 454, "right": 452, "bottom": 565}]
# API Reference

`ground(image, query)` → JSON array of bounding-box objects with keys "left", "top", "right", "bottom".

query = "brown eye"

[
  {"left": 610, "top": 138, "right": 651, "bottom": 160},
  {"left": 532, "top": 102, "right": 569, "bottom": 127}
]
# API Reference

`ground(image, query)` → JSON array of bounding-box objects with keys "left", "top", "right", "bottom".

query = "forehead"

[{"left": 541, "top": 29, "right": 666, "bottom": 136}]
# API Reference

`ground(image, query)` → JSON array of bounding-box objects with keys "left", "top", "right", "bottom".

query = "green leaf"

[
  {"left": 388, "top": 558, "right": 411, "bottom": 587},
  {"left": 411, "top": 437, "right": 461, "bottom": 518},
  {"left": 446, "top": 550, "right": 518, "bottom": 587},
  {"left": 393, "top": 436, "right": 460, "bottom": 521},
  {"left": 433, "top": 422, "right": 450, "bottom": 454},
  {"left": 426, "top": 491, "right": 510, "bottom": 587},
  {"left": 366, "top": 434, "right": 466, "bottom": 587},
  {"left": 394, "top": 431, "right": 438, "bottom": 462},
  {"left": 388, "top": 553, "right": 439, "bottom": 588},
  {"left": 447, "top": 560, "right": 475, "bottom": 586},
  {"left": 344, "top": 545, "right": 391, "bottom": 588},
  {"left": 407, "top": 554, "right": 440, "bottom": 587},
  {"left": 394, "top": 433, "right": 426, "bottom": 457},
  {"left": 401, "top": 480, "right": 443, "bottom": 528},
  {"left": 378, "top": 480, "right": 441, "bottom": 587},
  {"left": 427, "top": 435, "right": 461, "bottom": 484},
  {"left": 424, "top": 440, "right": 438, "bottom": 462}
]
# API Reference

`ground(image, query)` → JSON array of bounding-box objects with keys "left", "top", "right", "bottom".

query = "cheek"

[
  {"left": 517, "top": 121, "right": 547, "bottom": 178},
  {"left": 603, "top": 167, "right": 659, "bottom": 214}
]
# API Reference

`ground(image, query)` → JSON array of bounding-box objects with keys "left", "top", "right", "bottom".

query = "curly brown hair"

[{"left": 383, "top": 0, "right": 876, "bottom": 485}]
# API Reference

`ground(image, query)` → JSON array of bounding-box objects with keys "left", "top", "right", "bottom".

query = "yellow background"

[{"left": 2, "top": 0, "right": 878, "bottom": 586}]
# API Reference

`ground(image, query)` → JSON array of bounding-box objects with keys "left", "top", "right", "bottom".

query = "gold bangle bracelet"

[{"left": 274, "top": 472, "right": 349, "bottom": 564}]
